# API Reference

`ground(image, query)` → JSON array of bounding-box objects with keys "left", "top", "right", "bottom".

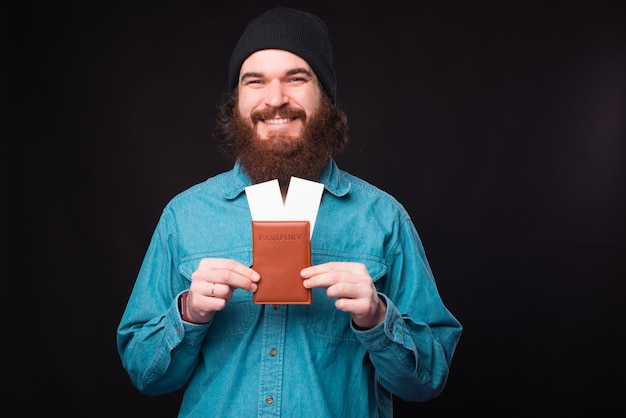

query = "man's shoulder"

[
  {"left": 167, "top": 168, "right": 244, "bottom": 206},
  {"left": 334, "top": 167, "right": 411, "bottom": 218},
  {"left": 338, "top": 169, "right": 394, "bottom": 200}
]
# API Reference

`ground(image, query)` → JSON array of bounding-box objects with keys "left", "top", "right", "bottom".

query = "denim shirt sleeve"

[
  {"left": 352, "top": 217, "right": 463, "bottom": 402},
  {"left": 117, "top": 209, "right": 212, "bottom": 395}
]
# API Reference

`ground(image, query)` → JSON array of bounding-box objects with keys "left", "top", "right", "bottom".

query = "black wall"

[{"left": 3, "top": 1, "right": 625, "bottom": 416}]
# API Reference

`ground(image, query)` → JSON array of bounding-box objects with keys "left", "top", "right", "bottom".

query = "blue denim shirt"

[{"left": 117, "top": 160, "right": 462, "bottom": 417}]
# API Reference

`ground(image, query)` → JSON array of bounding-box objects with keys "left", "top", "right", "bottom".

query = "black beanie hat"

[{"left": 228, "top": 7, "right": 336, "bottom": 101}]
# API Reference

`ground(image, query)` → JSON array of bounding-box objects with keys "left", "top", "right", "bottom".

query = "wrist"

[
  {"left": 353, "top": 297, "right": 387, "bottom": 330},
  {"left": 179, "top": 291, "right": 200, "bottom": 323}
]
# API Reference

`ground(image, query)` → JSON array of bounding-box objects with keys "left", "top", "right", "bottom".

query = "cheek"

[
  {"left": 299, "top": 91, "right": 323, "bottom": 117},
  {"left": 238, "top": 94, "right": 264, "bottom": 122},
  {"left": 237, "top": 101, "right": 249, "bottom": 117},
  {"left": 237, "top": 92, "right": 254, "bottom": 114}
]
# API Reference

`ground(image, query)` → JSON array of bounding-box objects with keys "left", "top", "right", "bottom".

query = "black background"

[{"left": 3, "top": 1, "right": 625, "bottom": 416}]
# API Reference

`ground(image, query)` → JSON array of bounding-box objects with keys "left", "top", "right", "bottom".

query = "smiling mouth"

[{"left": 264, "top": 118, "right": 293, "bottom": 125}]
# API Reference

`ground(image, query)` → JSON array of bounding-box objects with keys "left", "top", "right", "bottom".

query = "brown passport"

[{"left": 252, "top": 220, "right": 311, "bottom": 304}]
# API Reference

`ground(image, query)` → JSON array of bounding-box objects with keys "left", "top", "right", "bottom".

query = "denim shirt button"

[
  {"left": 272, "top": 304, "right": 281, "bottom": 310},
  {"left": 265, "top": 396, "right": 274, "bottom": 404},
  {"left": 269, "top": 348, "right": 277, "bottom": 356}
]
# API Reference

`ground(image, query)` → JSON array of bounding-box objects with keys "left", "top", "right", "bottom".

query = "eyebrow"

[{"left": 240, "top": 67, "right": 314, "bottom": 84}]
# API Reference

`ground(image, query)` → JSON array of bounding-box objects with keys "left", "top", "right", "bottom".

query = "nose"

[{"left": 264, "top": 81, "right": 288, "bottom": 108}]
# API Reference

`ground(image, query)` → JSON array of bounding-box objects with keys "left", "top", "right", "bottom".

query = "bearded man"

[{"left": 117, "top": 7, "right": 462, "bottom": 418}]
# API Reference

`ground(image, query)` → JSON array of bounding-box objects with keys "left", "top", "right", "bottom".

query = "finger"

[
  {"left": 301, "top": 261, "right": 366, "bottom": 279},
  {"left": 205, "top": 282, "right": 234, "bottom": 301},
  {"left": 187, "top": 290, "right": 227, "bottom": 320},
  {"left": 191, "top": 277, "right": 255, "bottom": 299},
  {"left": 197, "top": 258, "right": 260, "bottom": 280},
  {"left": 193, "top": 258, "right": 260, "bottom": 291},
  {"left": 303, "top": 264, "right": 371, "bottom": 290},
  {"left": 334, "top": 297, "right": 371, "bottom": 314},
  {"left": 326, "top": 281, "right": 364, "bottom": 299}
]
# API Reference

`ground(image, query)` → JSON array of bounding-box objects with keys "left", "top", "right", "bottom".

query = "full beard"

[{"left": 231, "top": 98, "right": 336, "bottom": 192}]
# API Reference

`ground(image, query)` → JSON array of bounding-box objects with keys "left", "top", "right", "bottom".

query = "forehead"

[{"left": 240, "top": 49, "right": 312, "bottom": 74}]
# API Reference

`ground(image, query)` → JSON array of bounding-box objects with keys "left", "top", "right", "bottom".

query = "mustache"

[{"left": 251, "top": 107, "right": 307, "bottom": 123}]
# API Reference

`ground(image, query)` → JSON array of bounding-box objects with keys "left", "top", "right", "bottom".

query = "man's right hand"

[{"left": 185, "top": 258, "right": 260, "bottom": 323}]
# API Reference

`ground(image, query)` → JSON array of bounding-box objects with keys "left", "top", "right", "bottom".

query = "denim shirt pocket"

[
  {"left": 303, "top": 252, "right": 387, "bottom": 343},
  {"left": 178, "top": 252, "right": 257, "bottom": 338}
]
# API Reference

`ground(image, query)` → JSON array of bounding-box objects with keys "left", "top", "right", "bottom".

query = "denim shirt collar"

[{"left": 222, "top": 159, "right": 351, "bottom": 200}]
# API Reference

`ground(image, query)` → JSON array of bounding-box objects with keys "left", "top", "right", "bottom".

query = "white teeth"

[{"left": 265, "top": 118, "right": 291, "bottom": 125}]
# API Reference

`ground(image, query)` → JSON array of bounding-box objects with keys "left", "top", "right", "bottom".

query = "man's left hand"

[{"left": 301, "top": 262, "right": 386, "bottom": 329}]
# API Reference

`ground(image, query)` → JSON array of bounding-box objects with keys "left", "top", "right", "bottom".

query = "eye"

[{"left": 286, "top": 77, "right": 306, "bottom": 84}]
